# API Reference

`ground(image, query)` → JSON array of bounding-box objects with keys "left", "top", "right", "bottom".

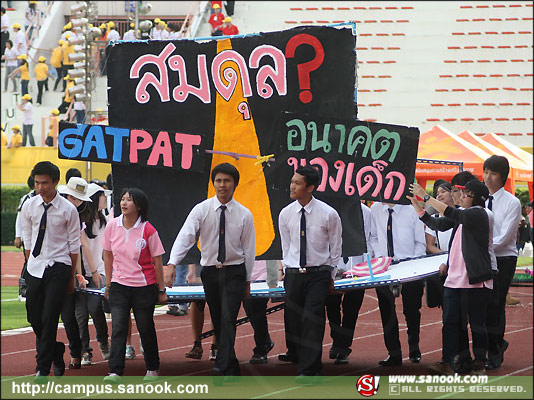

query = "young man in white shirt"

[
  {"left": 164, "top": 163, "right": 255, "bottom": 379},
  {"left": 278, "top": 166, "right": 342, "bottom": 379},
  {"left": 483, "top": 155, "right": 522, "bottom": 370},
  {"left": 20, "top": 161, "right": 81, "bottom": 380},
  {"left": 368, "top": 202, "right": 426, "bottom": 366}
]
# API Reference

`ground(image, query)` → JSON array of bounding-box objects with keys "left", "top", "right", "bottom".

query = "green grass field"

[
  {"left": 1, "top": 286, "right": 30, "bottom": 331},
  {"left": 1, "top": 246, "right": 23, "bottom": 252}
]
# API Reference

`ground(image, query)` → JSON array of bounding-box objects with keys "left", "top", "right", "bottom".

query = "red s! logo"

[{"left": 356, "top": 375, "right": 380, "bottom": 397}]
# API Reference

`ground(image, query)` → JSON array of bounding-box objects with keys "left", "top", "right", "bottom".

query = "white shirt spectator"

[
  {"left": 4, "top": 46, "right": 19, "bottom": 66},
  {"left": 13, "top": 29, "right": 27, "bottom": 54},
  {"left": 279, "top": 196, "right": 342, "bottom": 278},
  {"left": 168, "top": 196, "right": 256, "bottom": 280},
  {"left": 21, "top": 193, "right": 81, "bottom": 278},
  {"left": 24, "top": 6, "right": 37, "bottom": 28},
  {"left": 60, "top": 30, "right": 74, "bottom": 41},
  {"left": 106, "top": 29, "right": 120, "bottom": 42},
  {"left": 1, "top": 12, "right": 10, "bottom": 33},
  {"left": 73, "top": 100, "right": 85, "bottom": 111},
  {"left": 21, "top": 102, "right": 33, "bottom": 125},
  {"left": 123, "top": 29, "right": 135, "bottom": 41},
  {"left": 168, "top": 31, "right": 180, "bottom": 40},
  {"left": 151, "top": 28, "right": 161, "bottom": 40},
  {"left": 160, "top": 29, "right": 169, "bottom": 40},
  {"left": 369, "top": 203, "right": 426, "bottom": 260},
  {"left": 485, "top": 187, "right": 522, "bottom": 257},
  {"left": 425, "top": 221, "right": 452, "bottom": 252}
]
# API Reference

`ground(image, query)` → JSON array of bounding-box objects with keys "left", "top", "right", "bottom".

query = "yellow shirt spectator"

[
  {"left": 65, "top": 80, "right": 75, "bottom": 103},
  {"left": 50, "top": 45, "right": 63, "bottom": 68},
  {"left": 20, "top": 63, "right": 30, "bottom": 81},
  {"left": 10, "top": 133, "right": 23, "bottom": 148},
  {"left": 48, "top": 116, "right": 59, "bottom": 138},
  {"left": 1, "top": 131, "right": 7, "bottom": 147},
  {"left": 62, "top": 42, "right": 75, "bottom": 65},
  {"left": 35, "top": 62, "right": 49, "bottom": 81}
]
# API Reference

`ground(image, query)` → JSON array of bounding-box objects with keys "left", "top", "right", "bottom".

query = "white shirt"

[
  {"left": 485, "top": 187, "right": 522, "bottom": 257},
  {"left": 107, "top": 29, "right": 120, "bottom": 42},
  {"left": 486, "top": 208, "right": 498, "bottom": 271},
  {"left": 21, "top": 102, "right": 33, "bottom": 125},
  {"left": 73, "top": 100, "right": 86, "bottom": 111},
  {"left": 15, "top": 191, "right": 36, "bottom": 238},
  {"left": 169, "top": 196, "right": 256, "bottom": 280},
  {"left": 279, "top": 196, "right": 342, "bottom": 278},
  {"left": 60, "top": 30, "right": 74, "bottom": 41},
  {"left": 1, "top": 13, "right": 10, "bottom": 33},
  {"left": 24, "top": 7, "right": 37, "bottom": 27},
  {"left": 13, "top": 30, "right": 27, "bottom": 54},
  {"left": 168, "top": 31, "right": 180, "bottom": 40},
  {"left": 151, "top": 29, "right": 161, "bottom": 40},
  {"left": 4, "top": 46, "right": 19, "bottom": 67},
  {"left": 21, "top": 192, "right": 81, "bottom": 278},
  {"left": 160, "top": 29, "right": 169, "bottom": 40},
  {"left": 369, "top": 203, "right": 426, "bottom": 260},
  {"left": 425, "top": 219, "right": 453, "bottom": 252},
  {"left": 123, "top": 30, "right": 136, "bottom": 41},
  {"left": 82, "top": 220, "right": 106, "bottom": 276}
]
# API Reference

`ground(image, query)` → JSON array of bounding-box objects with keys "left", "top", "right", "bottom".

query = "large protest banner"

[{"left": 57, "top": 26, "right": 419, "bottom": 263}]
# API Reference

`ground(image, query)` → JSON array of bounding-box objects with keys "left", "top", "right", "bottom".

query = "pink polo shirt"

[
  {"left": 444, "top": 225, "right": 492, "bottom": 289},
  {"left": 102, "top": 215, "right": 165, "bottom": 287}
]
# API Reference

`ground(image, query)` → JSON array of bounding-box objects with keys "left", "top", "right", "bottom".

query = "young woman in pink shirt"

[{"left": 102, "top": 188, "right": 167, "bottom": 382}]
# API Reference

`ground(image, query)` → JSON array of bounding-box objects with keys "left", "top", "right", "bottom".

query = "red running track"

[{"left": 1, "top": 252, "right": 532, "bottom": 377}]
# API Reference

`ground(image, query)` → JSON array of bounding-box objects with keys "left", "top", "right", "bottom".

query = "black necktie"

[
  {"left": 32, "top": 203, "right": 52, "bottom": 258},
  {"left": 488, "top": 195, "right": 494, "bottom": 211},
  {"left": 387, "top": 208, "right": 394, "bottom": 257},
  {"left": 217, "top": 205, "right": 226, "bottom": 264},
  {"left": 300, "top": 208, "right": 306, "bottom": 268}
]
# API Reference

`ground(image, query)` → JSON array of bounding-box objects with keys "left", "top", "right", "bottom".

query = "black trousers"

[
  {"left": 1, "top": 31, "right": 8, "bottom": 58},
  {"left": 243, "top": 297, "right": 271, "bottom": 355},
  {"left": 60, "top": 292, "right": 82, "bottom": 358},
  {"left": 25, "top": 263, "right": 71, "bottom": 374},
  {"left": 284, "top": 270, "right": 331, "bottom": 376},
  {"left": 37, "top": 80, "right": 46, "bottom": 104},
  {"left": 486, "top": 256, "right": 517, "bottom": 357},
  {"left": 108, "top": 283, "right": 159, "bottom": 375},
  {"left": 401, "top": 280, "right": 424, "bottom": 352},
  {"left": 53, "top": 66, "right": 63, "bottom": 91},
  {"left": 326, "top": 289, "right": 365, "bottom": 352},
  {"left": 201, "top": 264, "right": 246, "bottom": 376},
  {"left": 375, "top": 286, "right": 402, "bottom": 358}
]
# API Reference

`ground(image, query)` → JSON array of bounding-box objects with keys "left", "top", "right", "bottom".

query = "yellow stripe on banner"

[
  {"left": 208, "top": 39, "right": 275, "bottom": 257},
  {"left": 1, "top": 147, "right": 111, "bottom": 185}
]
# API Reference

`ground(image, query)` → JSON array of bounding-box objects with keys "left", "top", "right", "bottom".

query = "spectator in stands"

[
  {"left": 24, "top": 1, "right": 38, "bottom": 41},
  {"left": 60, "top": 22, "right": 73, "bottom": 41},
  {"left": 1, "top": 7, "right": 10, "bottom": 59},
  {"left": 61, "top": 37, "right": 75, "bottom": 89},
  {"left": 9, "top": 54, "right": 30, "bottom": 95},
  {"left": 50, "top": 40, "right": 63, "bottom": 91},
  {"left": 8, "top": 125, "right": 23, "bottom": 148},
  {"left": 208, "top": 4, "right": 225, "bottom": 36},
  {"left": 483, "top": 155, "right": 522, "bottom": 370},
  {"left": 2, "top": 40, "right": 18, "bottom": 91},
  {"left": 123, "top": 23, "right": 136, "bottom": 41},
  {"left": 73, "top": 99, "right": 86, "bottom": 124},
  {"left": 46, "top": 109, "right": 59, "bottom": 147},
  {"left": 211, "top": 1, "right": 222, "bottom": 13},
  {"left": 12, "top": 23, "right": 27, "bottom": 55},
  {"left": 369, "top": 202, "right": 426, "bottom": 366},
  {"left": 35, "top": 56, "right": 53, "bottom": 105},
  {"left": 149, "top": 18, "right": 160, "bottom": 38},
  {"left": 160, "top": 21, "right": 169, "bottom": 40},
  {"left": 102, "top": 188, "right": 167, "bottom": 382},
  {"left": 221, "top": 17, "right": 238, "bottom": 36},
  {"left": 225, "top": 0, "right": 235, "bottom": 16},
  {"left": 1, "top": 123, "right": 6, "bottom": 147},
  {"left": 106, "top": 21, "right": 120, "bottom": 42},
  {"left": 167, "top": 23, "right": 180, "bottom": 39},
  {"left": 17, "top": 94, "right": 35, "bottom": 146},
  {"left": 58, "top": 74, "right": 74, "bottom": 116},
  {"left": 410, "top": 179, "right": 494, "bottom": 376},
  {"left": 326, "top": 201, "right": 371, "bottom": 365}
]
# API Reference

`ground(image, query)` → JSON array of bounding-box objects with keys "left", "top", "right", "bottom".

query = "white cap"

[
  {"left": 87, "top": 182, "right": 112, "bottom": 198},
  {"left": 58, "top": 177, "right": 93, "bottom": 202}
]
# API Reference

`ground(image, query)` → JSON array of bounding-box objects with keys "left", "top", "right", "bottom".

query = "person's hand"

[
  {"left": 410, "top": 182, "right": 427, "bottom": 201},
  {"left": 439, "top": 263, "right": 448, "bottom": 276},
  {"left": 158, "top": 292, "right": 168, "bottom": 305},
  {"left": 243, "top": 281, "right": 251, "bottom": 300},
  {"left": 406, "top": 193, "right": 424, "bottom": 212},
  {"left": 76, "top": 274, "right": 88, "bottom": 290},
  {"left": 163, "top": 264, "right": 176, "bottom": 288},
  {"left": 104, "top": 285, "right": 110, "bottom": 301},
  {"left": 14, "top": 237, "right": 22, "bottom": 248},
  {"left": 92, "top": 272, "right": 103, "bottom": 289}
]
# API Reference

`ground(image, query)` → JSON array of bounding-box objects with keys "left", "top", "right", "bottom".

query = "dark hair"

[
  {"left": 121, "top": 187, "right": 149, "bottom": 222},
  {"left": 31, "top": 161, "right": 60, "bottom": 182},
  {"left": 27, "top": 175, "right": 35, "bottom": 189},
  {"left": 438, "top": 182, "right": 452, "bottom": 193},
  {"left": 211, "top": 163, "right": 240, "bottom": 186},
  {"left": 106, "top": 173, "right": 113, "bottom": 190},
  {"left": 483, "top": 155, "right": 509, "bottom": 185},
  {"left": 89, "top": 179, "right": 106, "bottom": 187},
  {"left": 66, "top": 168, "right": 82, "bottom": 183},
  {"left": 464, "top": 179, "right": 489, "bottom": 208},
  {"left": 432, "top": 179, "right": 448, "bottom": 197},
  {"left": 20, "top": 59, "right": 28, "bottom": 66},
  {"left": 1, "top": 7, "right": 6, "bottom": 13},
  {"left": 85, "top": 189, "right": 107, "bottom": 239},
  {"left": 6, "top": 39, "right": 13, "bottom": 47},
  {"left": 451, "top": 171, "right": 475, "bottom": 187},
  {"left": 295, "top": 165, "right": 321, "bottom": 190}
]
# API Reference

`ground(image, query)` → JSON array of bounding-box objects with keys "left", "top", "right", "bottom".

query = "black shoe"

[
  {"left": 409, "top": 350, "right": 421, "bottom": 363},
  {"left": 334, "top": 354, "right": 349, "bottom": 364},
  {"left": 278, "top": 353, "right": 298, "bottom": 363},
  {"left": 53, "top": 342, "right": 65, "bottom": 376},
  {"left": 379, "top": 355, "right": 402, "bottom": 366},
  {"left": 484, "top": 358, "right": 501, "bottom": 370},
  {"left": 250, "top": 353, "right": 267, "bottom": 364},
  {"left": 265, "top": 339, "right": 275, "bottom": 354},
  {"left": 329, "top": 347, "right": 340, "bottom": 360}
]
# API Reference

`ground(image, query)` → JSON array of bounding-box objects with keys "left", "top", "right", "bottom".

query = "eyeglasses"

[{"left": 461, "top": 191, "right": 474, "bottom": 198}]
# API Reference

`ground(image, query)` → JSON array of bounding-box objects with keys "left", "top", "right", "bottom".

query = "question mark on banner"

[
  {"left": 285, "top": 33, "right": 325, "bottom": 104},
  {"left": 237, "top": 101, "right": 251, "bottom": 120}
]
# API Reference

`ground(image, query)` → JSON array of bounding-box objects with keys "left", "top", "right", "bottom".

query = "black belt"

[
  {"left": 284, "top": 265, "right": 332, "bottom": 274},
  {"left": 204, "top": 263, "right": 245, "bottom": 269}
]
